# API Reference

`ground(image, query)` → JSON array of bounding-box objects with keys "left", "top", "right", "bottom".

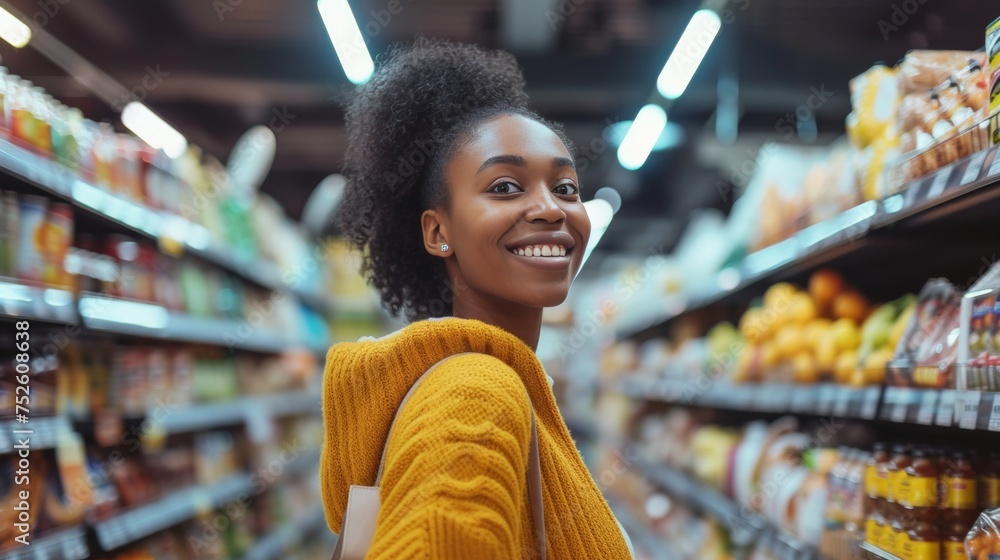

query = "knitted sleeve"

[{"left": 365, "top": 353, "right": 535, "bottom": 560}]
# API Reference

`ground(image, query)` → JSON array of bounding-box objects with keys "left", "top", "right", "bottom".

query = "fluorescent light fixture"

[
  {"left": 656, "top": 9, "right": 722, "bottom": 100},
  {"left": 121, "top": 102, "right": 188, "bottom": 158},
  {"left": 607, "top": 119, "right": 686, "bottom": 152},
  {"left": 0, "top": 7, "right": 30, "bottom": 48},
  {"left": 317, "top": 0, "right": 374, "bottom": 85},
  {"left": 578, "top": 196, "right": 616, "bottom": 276},
  {"left": 617, "top": 104, "right": 667, "bottom": 171}
]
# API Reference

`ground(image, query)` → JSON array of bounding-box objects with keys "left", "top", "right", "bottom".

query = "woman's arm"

[{"left": 366, "top": 353, "right": 536, "bottom": 560}]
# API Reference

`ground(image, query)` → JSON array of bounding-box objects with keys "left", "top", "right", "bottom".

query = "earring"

[{"left": 440, "top": 243, "right": 449, "bottom": 252}]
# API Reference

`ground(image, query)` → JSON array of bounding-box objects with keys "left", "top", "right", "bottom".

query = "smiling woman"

[{"left": 323, "top": 38, "right": 635, "bottom": 559}]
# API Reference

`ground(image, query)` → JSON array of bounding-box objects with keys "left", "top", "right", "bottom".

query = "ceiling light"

[
  {"left": 317, "top": 0, "right": 374, "bottom": 85},
  {"left": 0, "top": 7, "right": 30, "bottom": 48},
  {"left": 607, "top": 119, "right": 686, "bottom": 152},
  {"left": 617, "top": 104, "right": 668, "bottom": 171},
  {"left": 656, "top": 9, "right": 722, "bottom": 100},
  {"left": 121, "top": 102, "right": 188, "bottom": 159}
]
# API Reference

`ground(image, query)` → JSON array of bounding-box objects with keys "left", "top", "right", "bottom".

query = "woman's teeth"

[{"left": 511, "top": 245, "right": 567, "bottom": 257}]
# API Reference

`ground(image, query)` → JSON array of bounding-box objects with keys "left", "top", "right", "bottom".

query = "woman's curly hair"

[{"left": 336, "top": 38, "right": 575, "bottom": 322}]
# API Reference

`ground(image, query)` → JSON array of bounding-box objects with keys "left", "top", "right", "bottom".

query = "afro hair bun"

[{"left": 335, "top": 38, "right": 568, "bottom": 321}]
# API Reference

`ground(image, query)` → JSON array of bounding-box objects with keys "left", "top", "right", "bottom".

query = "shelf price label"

[
  {"left": 927, "top": 167, "right": 952, "bottom": 199},
  {"left": 958, "top": 391, "right": 982, "bottom": 430},
  {"left": 891, "top": 388, "right": 911, "bottom": 423},
  {"left": 989, "top": 394, "right": 1000, "bottom": 432},
  {"left": 961, "top": 150, "right": 989, "bottom": 185},
  {"left": 936, "top": 390, "right": 957, "bottom": 427},
  {"left": 818, "top": 384, "right": 836, "bottom": 415},
  {"left": 833, "top": 387, "right": 851, "bottom": 417},
  {"left": 861, "top": 387, "right": 881, "bottom": 419},
  {"left": 915, "top": 390, "right": 938, "bottom": 425}
]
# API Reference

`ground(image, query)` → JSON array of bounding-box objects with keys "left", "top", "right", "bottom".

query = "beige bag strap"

[{"left": 332, "top": 352, "right": 546, "bottom": 559}]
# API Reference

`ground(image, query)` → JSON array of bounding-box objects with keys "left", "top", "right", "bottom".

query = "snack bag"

[{"left": 966, "top": 507, "right": 1000, "bottom": 559}]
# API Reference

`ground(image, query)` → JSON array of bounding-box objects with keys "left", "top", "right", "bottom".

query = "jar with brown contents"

[
  {"left": 941, "top": 450, "right": 978, "bottom": 525},
  {"left": 886, "top": 444, "right": 913, "bottom": 519},
  {"left": 941, "top": 519, "right": 973, "bottom": 560},
  {"left": 903, "top": 520, "right": 940, "bottom": 560},
  {"left": 865, "top": 443, "right": 889, "bottom": 547},
  {"left": 900, "top": 448, "right": 938, "bottom": 523},
  {"left": 979, "top": 451, "right": 1000, "bottom": 510}
]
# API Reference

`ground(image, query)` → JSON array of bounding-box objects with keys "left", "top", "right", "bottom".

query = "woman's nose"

[{"left": 524, "top": 188, "right": 566, "bottom": 223}]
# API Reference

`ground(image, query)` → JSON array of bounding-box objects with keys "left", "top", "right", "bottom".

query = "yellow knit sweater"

[{"left": 320, "top": 317, "right": 631, "bottom": 559}]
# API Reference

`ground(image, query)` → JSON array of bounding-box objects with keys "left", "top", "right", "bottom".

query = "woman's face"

[{"left": 423, "top": 113, "right": 591, "bottom": 311}]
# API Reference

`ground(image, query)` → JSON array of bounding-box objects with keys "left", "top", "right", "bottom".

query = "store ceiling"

[{"left": 0, "top": 0, "right": 994, "bottom": 271}]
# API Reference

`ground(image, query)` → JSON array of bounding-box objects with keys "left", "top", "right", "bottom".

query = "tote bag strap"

[{"left": 371, "top": 352, "right": 546, "bottom": 557}]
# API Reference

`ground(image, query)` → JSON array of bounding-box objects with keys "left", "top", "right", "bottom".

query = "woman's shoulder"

[{"left": 405, "top": 352, "right": 534, "bottom": 433}]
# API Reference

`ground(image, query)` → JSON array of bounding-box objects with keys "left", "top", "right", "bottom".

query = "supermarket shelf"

[
  {"left": 93, "top": 472, "right": 252, "bottom": 552},
  {"left": 605, "top": 496, "right": 681, "bottom": 560},
  {"left": 0, "top": 277, "right": 78, "bottom": 324},
  {"left": 0, "top": 415, "right": 73, "bottom": 454},
  {"left": 859, "top": 541, "right": 902, "bottom": 560},
  {"left": 0, "top": 524, "right": 89, "bottom": 560},
  {"left": 242, "top": 504, "right": 328, "bottom": 560},
  {"left": 631, "top": 451, "right": 821, "bottom": 559},
  {"left": 614, "top": 377, "right": 882, "bottom": 420},
  {"left": 0, "top": 137, "right": 338, "bottom": 317},
  {"left": 615, "top": 200, "right": 879, "bottom": 339},
  {"left": 156, "top": 390, "right": 322, "bottom": 434},
  {"left": 879, "top": 386, "right": 1000, "bottom": 431},
  {"left": 631, "top": 453, "right": 765, "bottom": 545},
  {"left": 77, "top": 292, "right": 331, "bottom": 355},
  {"left": 616, "top": 145, "right": 1000, "bottom": 341}
]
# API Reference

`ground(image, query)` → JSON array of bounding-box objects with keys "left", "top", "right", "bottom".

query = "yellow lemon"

[
  {"left": 816, "top": 333, "right": 838, "bottom": 372},
  {"left": 790, "top": 293, "right": 818, "bottom": 325},
  {"left": 792, "top": 351, "right": 819, "bottom": 384},
  {"left": 775, "top": 325, "right": 804, "bottom": 359},
  {"left": 739, "top": 308, "right": 765, "bottom": 344},
  {"left": 831, "top": 318, "right": 861, "bottom": 351},
  {"left": 803, "top": 318, "right": 833, "bottom": 351},
  {"left": 835, "top": 350, "right": 859, "bottom": 384}
]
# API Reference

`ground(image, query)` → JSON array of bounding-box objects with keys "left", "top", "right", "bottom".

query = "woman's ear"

[{"left": 421, "top": 209, "right": 450, "bottom": 255}]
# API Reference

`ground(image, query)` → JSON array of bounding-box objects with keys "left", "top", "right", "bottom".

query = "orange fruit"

[
  {"left": 790, "top": 293, "right": 817, "bottom": 325},
  {"left": 764, "top": 283, "right": 799, "bottom": 311},
  {"left": 775, "top": 325, "right": 804, "bottom": 359},
  {"left": 792, "top": 352, "right": 819, "bottom": 384},
  {"left": 739, "top": 308, "right": 765, "bottom": 344},
  {"left": 835, "top": 350, "right": 859, "bottom": 384},
  {"left": 832, "top": 290, "right": 869, "bottom": 322},
  {"left": 809, "top": 269, "right": 846, "bottom": 308}
]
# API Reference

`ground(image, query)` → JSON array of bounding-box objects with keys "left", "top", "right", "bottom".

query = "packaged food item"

[
  {"left": 898, "top": 50, "right": 982, "bottom": 95},
  {"left": 903, "top": 519, "right": 940, "bottom": 560},
  {"left": 941, "top": 518, "right": 970, "bottom": 559},
  {"left": 41, "top": 202, "right": 73, "bottom": 288},
  {"left": 15, "top": 194, "right": 48, "bottom": 282},
  {"left": 981, "top": 452, "right": 1000, "bottom": 510},
  {"left": 942, "top": 451, "right": 979, "bottom": 524},
  {"left": 965, "top": 507, "right": 1000, "bottom": 558},
  {"left": 988, "top": 17, "right": 1000, "bottom": 143},
  {"left": 900, "top": 448, "right": 938, "bottom": 523},
  {"left": 0, "top": 190, "right": 15, "bottom": 276}
]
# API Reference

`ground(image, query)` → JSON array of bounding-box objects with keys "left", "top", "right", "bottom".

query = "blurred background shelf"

[
  {"left": 241, "top": 504, "right": 329, "bottom": 560},
  {"left": 93, "top": 473, "right": 253, "bottom": 552}
]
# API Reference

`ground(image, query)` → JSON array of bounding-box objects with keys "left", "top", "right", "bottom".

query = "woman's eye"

[
  {"left": 554, "top": 183, "right": 580, "bottom": 195},
  {"left": 489, "top": 181, "right": 524, "bottom": 194}
]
